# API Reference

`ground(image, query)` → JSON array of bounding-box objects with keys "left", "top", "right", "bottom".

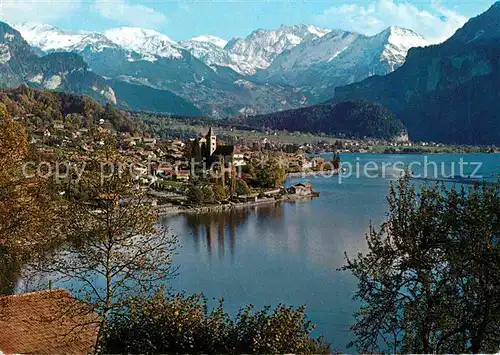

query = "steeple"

[{"left": 206, "top": 127, "right": 217, "bottom": 157}]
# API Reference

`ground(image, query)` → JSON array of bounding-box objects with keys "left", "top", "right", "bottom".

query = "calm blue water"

[{"left": 161, "top": 153, "right": 499, "bottom": 350}]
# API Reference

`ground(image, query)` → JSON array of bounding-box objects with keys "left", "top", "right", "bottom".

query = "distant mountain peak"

[
  {"left": 224, "top": 24, "right": 331, "bottom": 73},
  {"left": 190, "top": 35, "right": 227, "bottom": 48},
  {"left": 376, "top": 26, "right": 427, "bottom": 42},
  {"left": 260, "top": 25, "right": 428, "bottom": 102},
  {"left": 103, "top": 27, "right": 182, "bottom": 60},
  {"left": 334, "top": 2, "right": 500, "bottom": 145},
  {"left": 14, "top": 22, "right": 118, "bottom": 53},
  {"left": 306, "top": 24, "right": 331, "bottom": 38},
  {"left": 105, "top": 27, "right": 176, "bottom": 44},
  {"left": 381, "top": 26, "right": 421, "bottom": 36}
]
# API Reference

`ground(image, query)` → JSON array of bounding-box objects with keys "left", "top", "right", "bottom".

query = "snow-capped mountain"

[
  {"left": 224, "top": 24, "right": 330, "bottom": 74},
  {"left": 1, "top": 22, "right": 202, "bottom": 116},
  {"left": 14, "top": 23, "right": 119, "bottom": 53},
  {"left": 181, "top": 25, "right": 331, "bottom": 75},
  {"left": 180, "top": 38, "right": 253, "bottom": 74},
  {"left": 10, "top": 21, "right": 430, "bottom": 116},
  {"left": 260, "top": 26, "right": 429, "bottom": 101},
  {"left": 15, "top": 24, "right": 184, "bottom": 62},
  {"left": 14, "top": 23, "right": 332, "bottom": 76},
  {"left": 0, "top": 22, "right": 117, "bottom": 102},
  {"left": 335, "top": 2, "right": 500, "bottom": 144},
  {"left": 12, "top": 23, "right": 310, "bottom": 116},
  {"left": 190, "top": 35, "right": 227, "bottom": 48},
  {"left": 377, "top": 26, "right": 429, "bottom": 69},
  {"left": 104, "top": 27, "right": 183, "bottom": 61},
  {"left": 14, "top": 22, "right": 426, "bottom": 84},
  {"left": 263, "top": 29, "right": 360, "bottom": 73}
]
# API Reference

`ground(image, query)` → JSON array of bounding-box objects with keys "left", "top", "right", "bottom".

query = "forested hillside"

[
  {"left": 106, "top": 79, "right": 202, "bottom": 117},
  {"left": 0, "top": 86, "right": 139, "bottom": 133},
  {"left": 234, "top": 101, "right": 405, "bottom": 139}
]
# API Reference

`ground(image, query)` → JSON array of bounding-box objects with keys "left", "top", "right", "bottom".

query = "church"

[
  {"left": 196, "top": 128, "right": 245, "bottom": 167},
  {"left": 198, "top": 127, "right": 218, "bottom": 160}
]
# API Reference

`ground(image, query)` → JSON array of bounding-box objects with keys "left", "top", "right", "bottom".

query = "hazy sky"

[{"left": 0, "top": 0, "right": 496, "bottom": 42}]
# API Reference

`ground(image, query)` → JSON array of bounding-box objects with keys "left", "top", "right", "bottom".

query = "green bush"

[
  {"left": 202, "top": 186, "right": 215, "bottom": 203},
  {"left": 187, "top": 186, "right": 204, "bottom": 205},
  {"left": 256, "top": 158, "right": 286, "bottom": 188},
  {"left": 102, "top": 289, "right": 330, "bottom": 354},
  {"left": 213, "top": 184, "right": 227, "bottom": 202},
  {"left": 235, "top": 179, "right": 251, "bottom": 196}
]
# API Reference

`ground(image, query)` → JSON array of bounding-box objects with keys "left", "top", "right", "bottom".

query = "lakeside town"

[
  {"left": 3, "top": 0, "right": 500, "bottom": 351},
  {"left": 29, "top": 114, "right": 342, "bottom": 214},
  {"left": 27, "top": 113, "right": 499, "bottom": 216}
]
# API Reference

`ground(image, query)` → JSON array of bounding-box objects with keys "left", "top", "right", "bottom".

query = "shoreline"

[
  {"left": 158, "top": 193, "right": 316, "bottom": 217},
  {"left": 286, "top": 169, "right": 340, "bottom": 179}
]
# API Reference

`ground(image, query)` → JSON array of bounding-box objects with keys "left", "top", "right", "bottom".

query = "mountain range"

[
  {"left": 0, "top": 22, "right": 202, "bottom": 117},
  {"left": 3, "top": 3, "right": 500, "bottom": 145},
  {"left": 255, "top": 26, "right": 428, "bottom": 102},
  {"left": 335, "top": 1, "right": 500, "bottom": 144},
  {"left": 10, "top": 22, "right": 429, "bottom": 117}
]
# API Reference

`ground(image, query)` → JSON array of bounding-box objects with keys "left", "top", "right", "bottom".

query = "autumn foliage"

[{"left": 103, "top": 288, "right": 330, "bottom": 354}]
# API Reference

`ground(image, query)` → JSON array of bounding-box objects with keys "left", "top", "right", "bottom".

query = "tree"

[
  {"left": 342, "top": 176, "right": 500, "bottom": 353},
  {"left": 202, "top": 185, "right": 215, "bottom": 203},
  {"left": 213, "top": 183, "right": 227, "bottom": 202},
  {"left": 330, "top": 153, "right": 341, "bottom": 170},
  {"left": 102, "top": 288, "right": 331, "bottom": 354},
  {"left": 235, "top": 179, "right": 251, "bottom": 196},
  {"left": 184, "top": 140, "right": 202, "bottom": 161},
  {"left": 0, "top": 102, "right": 9, "bottom": 120},
  {"left": 33, "top": 140, "right": 178, "bottom": 351},
  {"left": 0, "top": 110, "right": 62, "bottom": 294},
  {"left": 187, "top": 185, "right": 204, "bottom": 205},
  {"left": 256, "top": 157, "right": 286, "bottom": 188},
  {"left": 102, "top": 103, "right": 136, "bottom": 133}
]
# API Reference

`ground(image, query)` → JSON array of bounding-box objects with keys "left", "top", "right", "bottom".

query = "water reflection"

[
  {"left": 167, "top": 201, "right": 312, "bottom": 263},
  {"left": 172, "top": 207, "right": 255, "bottom": 262}
]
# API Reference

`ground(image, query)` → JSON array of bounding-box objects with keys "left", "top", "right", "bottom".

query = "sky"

[{"left": 0, "top": 0, "right": 496, "bottom": 43}]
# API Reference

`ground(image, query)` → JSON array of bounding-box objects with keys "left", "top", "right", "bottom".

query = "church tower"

[{"left": 206, "top": 127, "right": 217, "bottom": 157}]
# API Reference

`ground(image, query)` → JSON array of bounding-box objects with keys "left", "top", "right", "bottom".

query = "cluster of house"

[
  {"left": 191, "top": 127, "right": 246, "bottom": 168},
  {"left": 27, "top": 115, "right": 334, "bottom": 193},
  {"left": 287, "top": 154, "right": 326, "bottom": 172},
  {"left": 148, "top": 127, "right": 248, "bottom": 185}
]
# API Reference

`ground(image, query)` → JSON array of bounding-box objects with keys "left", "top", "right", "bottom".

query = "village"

[
  {"left": 27, "top": 115, "right": 340, "bottom": 214},
  {"left": 26, "top": 111, "right": 488, "bottom": 215}
]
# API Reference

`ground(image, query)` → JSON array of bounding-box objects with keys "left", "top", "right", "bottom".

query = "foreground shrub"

[
  {"left": 343, "top": 177, "right": 500, "bottom": 353},
  {"left": 102, "top": 289, "right": 330, "bottom": 354}
]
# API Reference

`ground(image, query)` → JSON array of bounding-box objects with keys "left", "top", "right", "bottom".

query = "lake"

[{"left": 161, "top": 153, "right": 499, "bottom": 350}]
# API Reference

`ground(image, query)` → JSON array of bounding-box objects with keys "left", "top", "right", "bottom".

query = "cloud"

[
  {"left": 92, "top": 0, "right": 167, "bottom": 29},
  {"left": 0, "top": 0, "right": 81, "bottom": 23},
  {"left": 315, "top": 0, "right": 468, "bottom": 44}
]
